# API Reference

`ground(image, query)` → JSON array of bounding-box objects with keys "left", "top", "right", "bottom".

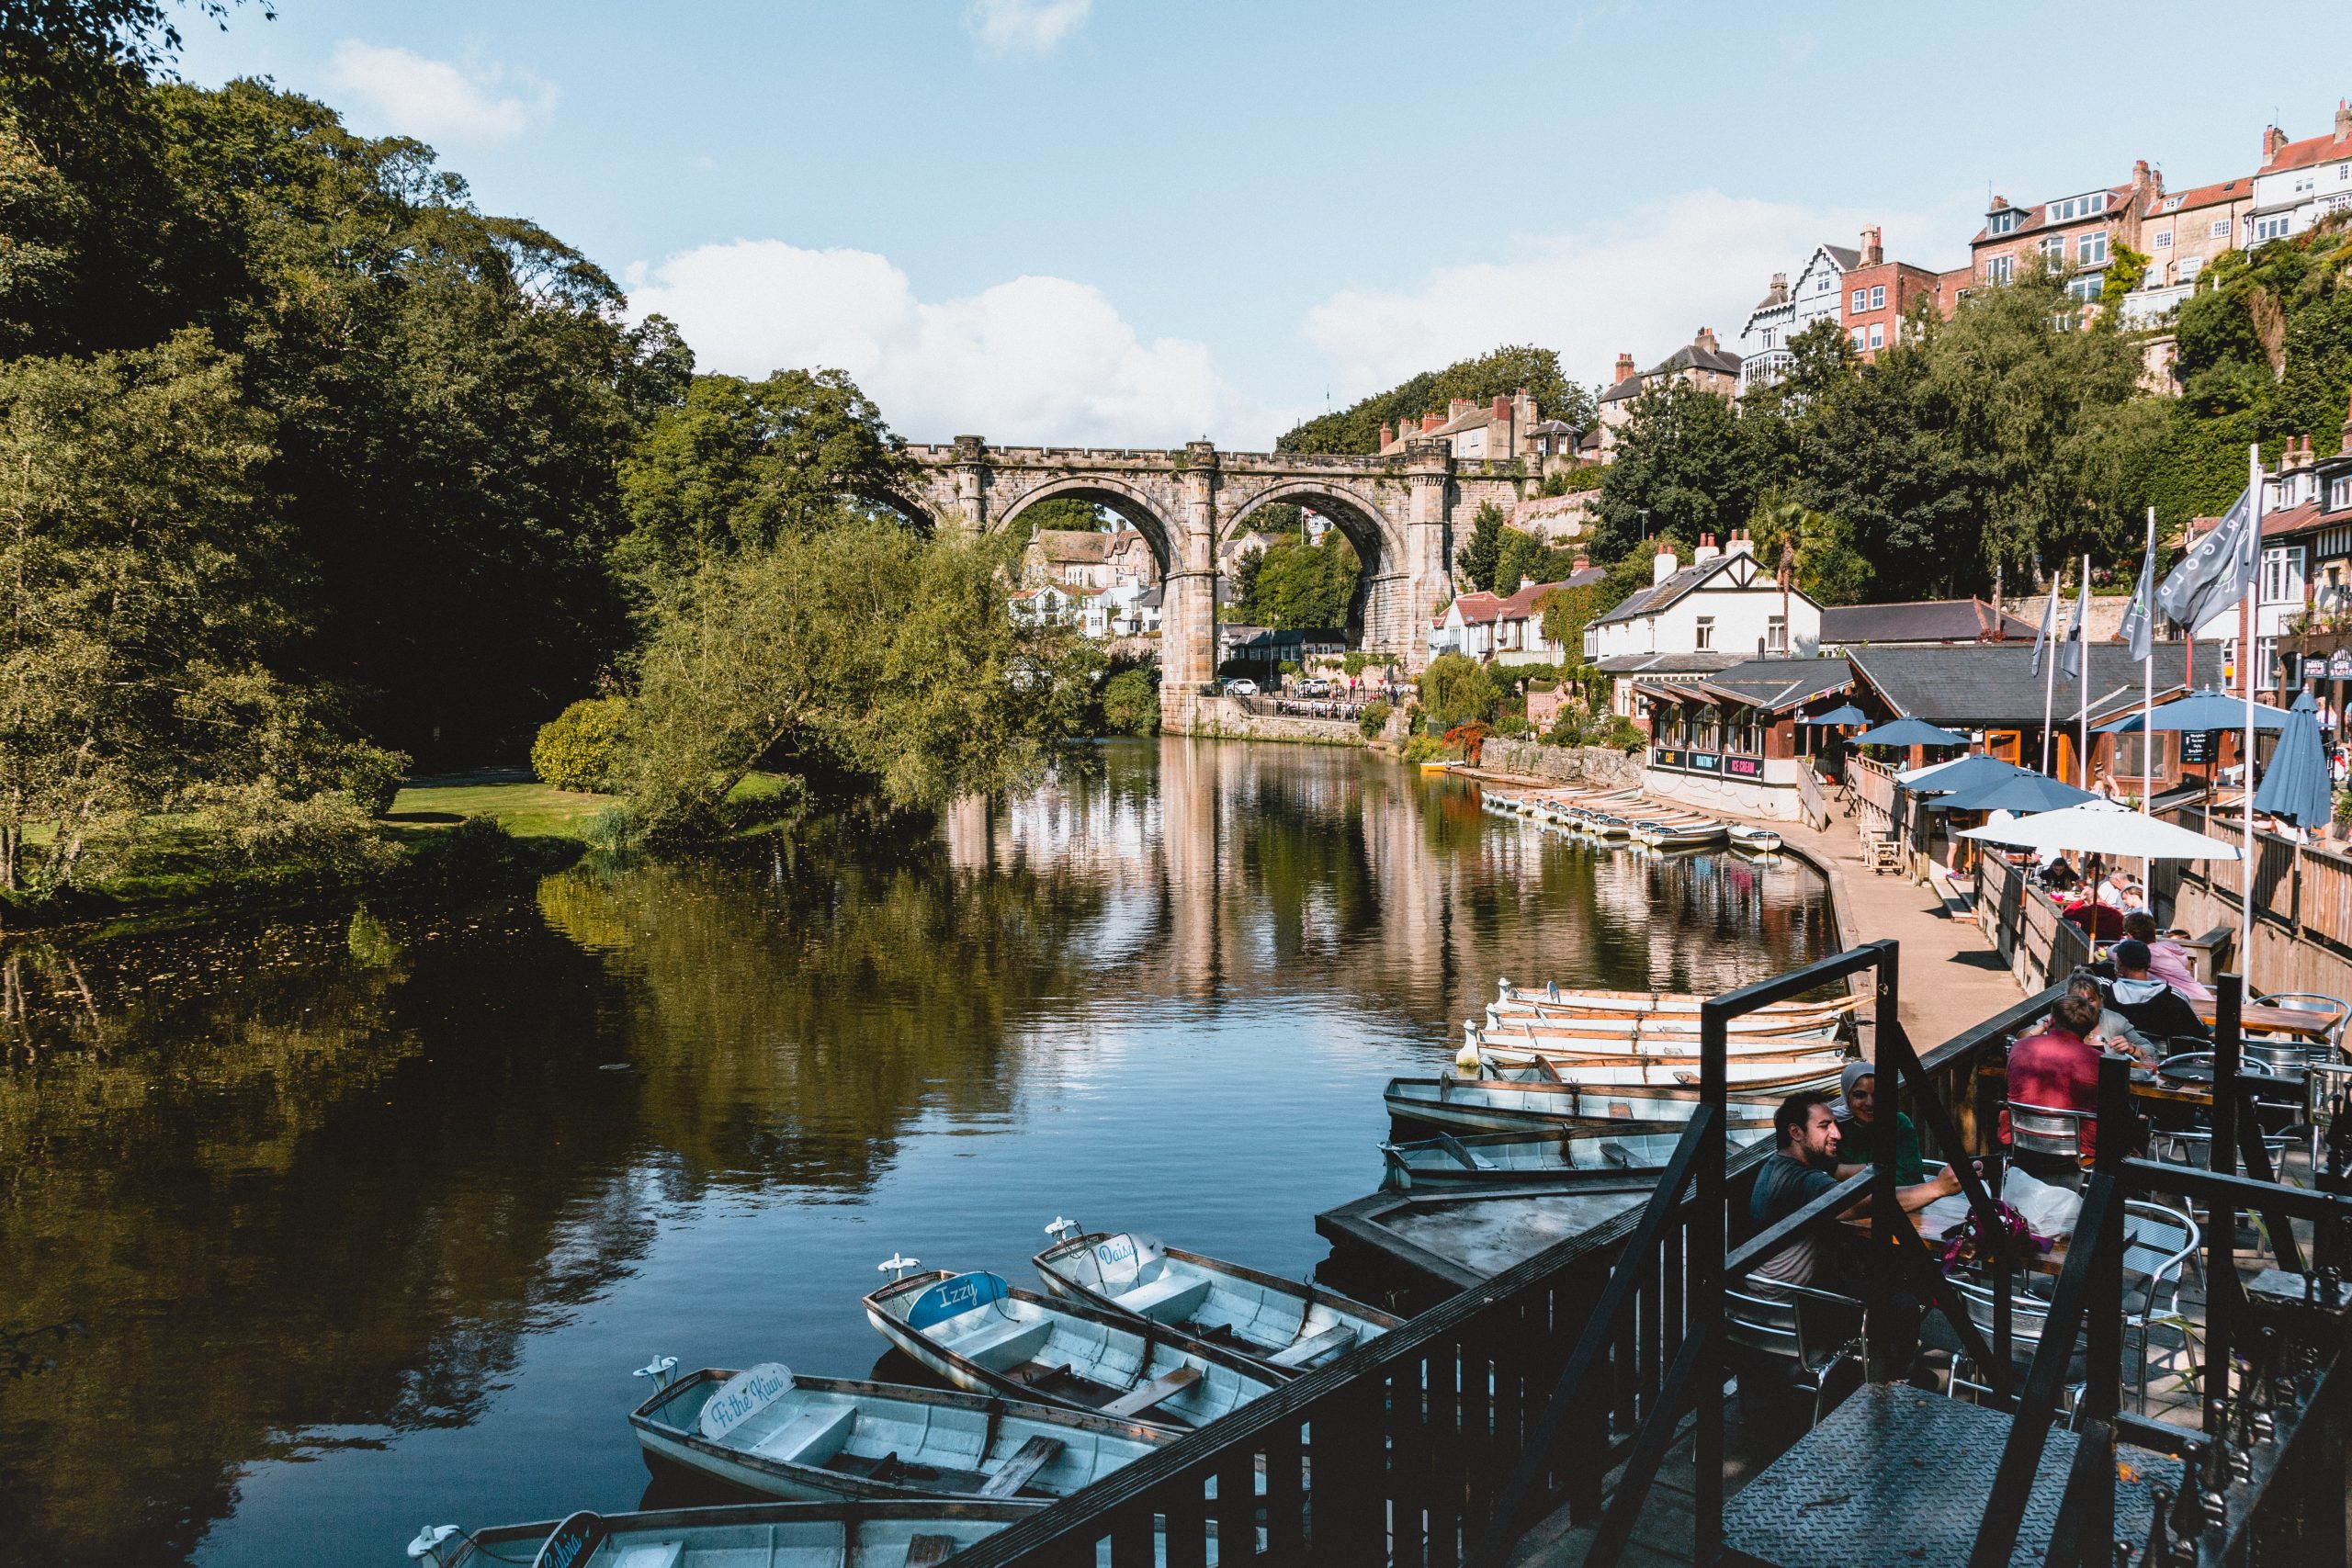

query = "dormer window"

[{"left": 1991, "top": 209, "right": 2019, "bottom": 235}]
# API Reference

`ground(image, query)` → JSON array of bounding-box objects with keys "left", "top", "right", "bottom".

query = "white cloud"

[
  {"left": 323, "top": 40, "right": 556, "bottom": 146},
  {"left": 626, "top": 239, "right": 1287, "bottom": 447},
  {"left": 1301, "top": 188, "right": 1980, "bottom": 398},
  {"left": 965, "top": 0, "right": 1092, "bottom": 57}
]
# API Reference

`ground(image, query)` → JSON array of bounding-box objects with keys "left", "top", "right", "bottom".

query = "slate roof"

[
  {"left": 1598, "top": 374, "right": 1645, "bottom": 405},
  {"left": 1702, "top": 658, "right": 1855, "bottom": 713},
  {"left": 1819, "top": 598, "right": 2039, "bottom": 645},
  {"left": 1592, "top": 556, "right": 1743, "bottom": 626},
  {"left": 1842, "top": 641, "right": 2220, "bottom": 729},
  {"left": 1649, "top": 341, "right": 1741, "bottom": 378},
  {"left": 1595, "top": 650, "right": 1745, "bottom": 677}
]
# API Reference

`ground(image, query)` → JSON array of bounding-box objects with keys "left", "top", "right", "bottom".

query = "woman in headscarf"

[{"left": 1833, "top": 1058, "right": 1923, "bottom": 1182}]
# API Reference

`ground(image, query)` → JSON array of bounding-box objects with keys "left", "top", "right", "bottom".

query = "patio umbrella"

[
  {"left": 1931, "top": 772, "right": 2100, "bottom": 814},
  {"left": 2253, "top": 687, "right": 2333, "bottom": 829},
  {"left": 1897, "top": 754, "right": 2030, "bottom": 794},
  {"left": 1853, "top": 716, "right": 1969, "bottom": 749},
  {"left": 1810, "top": 703, "right": 1869, "bottom": 727},
  {"left": 2094, "top": 688, "right": 2294, "bottom": 734},
  {"left": 1958, "top": 799, "right": 2243, "bottom": 859}
]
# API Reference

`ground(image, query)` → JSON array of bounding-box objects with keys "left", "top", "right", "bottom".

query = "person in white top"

[{"left": 2094, "top": 868, "right": 2134, "bottom": 912}]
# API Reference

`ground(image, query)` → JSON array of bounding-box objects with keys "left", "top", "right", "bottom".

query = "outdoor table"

[{"left": 2191, "top": 999, "right": 2345, "bottom": 1042}]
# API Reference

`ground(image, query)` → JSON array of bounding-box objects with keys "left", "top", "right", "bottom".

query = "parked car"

[
  {"left": 1296, "top": 679, "right": 1330, "bottom": 698},
  {"left": 1225, "top": 678, "right": 1260, "bottom": 696}
]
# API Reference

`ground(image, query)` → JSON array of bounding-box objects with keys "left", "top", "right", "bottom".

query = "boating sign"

[
  {"left": 531, "top": 1511, "right": 606, "bottom": 1568},
  {"left": 696, "top": 1362, "right": 794, "bottom": 1440},
  {"left": 907, "top": 1270, "right": 1009, "bottom": 1328}
]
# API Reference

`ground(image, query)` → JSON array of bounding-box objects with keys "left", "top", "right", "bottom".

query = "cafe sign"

[{"left": 2332, "top": 649, "right": 2352, "bottom": 680}]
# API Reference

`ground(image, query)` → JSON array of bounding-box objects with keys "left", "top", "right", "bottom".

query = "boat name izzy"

[{"left": 698, "top": 1363, "right": 795, "bottom": 1439}]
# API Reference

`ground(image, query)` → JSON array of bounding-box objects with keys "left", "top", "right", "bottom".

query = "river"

[{"left": 0, "top": 740, "right": 1834, "bottom": 1566}]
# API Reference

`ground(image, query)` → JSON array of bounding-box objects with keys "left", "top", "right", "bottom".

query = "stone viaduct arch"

[{"left": 902, "top": 434, "right": 1536, "bottom": 729}]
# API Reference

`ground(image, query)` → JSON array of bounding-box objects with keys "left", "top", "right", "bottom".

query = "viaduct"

[{"left": 891, "top": 434, "right": 1540, "bottom": 729}]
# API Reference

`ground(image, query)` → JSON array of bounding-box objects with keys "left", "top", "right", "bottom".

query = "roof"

[
  {"left": 2148, "top": 176, "right": 2252, "bottom": 214},
  {"left": 2258, "top": 122, "right": 2352, "bottom": 178},
  {"left": 1591, "top": 552, "right": 1773, "bottom": 626},
  {"left": 1971, "top": 185, "right": 2131, "bottom": 245},
  {"left": 1031, "top": 529, "right": 1109, "bottom": 563},
  {"left": 1819, "top": 598, "right": 2039, "bottom": 645},
  {"left": 1648, "top": 341, "right": 1741, "bottom": 378},
  {"left": 1597, "top": 374, "right": 1644, "bottom": 405},
  {"left": 1597, "top": 650, "right": 1745, "bottom": 677},
  {"left": 1639, "top": 658, "right": 1854, "bottom": 714},
  {"left": 1564, "top": 565, "right": 1607, "bottom": 590},
  {"left": 1525, "top": 419, "right": 1581, "bottom": 436},
  {"left": 1749, "top": 277, "right": 1792, "bottom": 314},
  {"left": 1842, "top": 641, "right": 2220, "bottom": 728}
]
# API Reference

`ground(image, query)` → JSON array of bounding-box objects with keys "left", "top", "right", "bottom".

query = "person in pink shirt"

[{"left": 2122, "top": 912, "right": 2213, "bottom": 1003}]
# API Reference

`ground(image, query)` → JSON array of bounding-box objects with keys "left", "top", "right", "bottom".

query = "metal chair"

[
  {"left": 1726, "top": 1280, "right": 1868, "bottom": 1429},
  {"left": 2007, "top": 1100, "right": 2093, "bottom": 1174},
  {"left": 1950, "top": 1277, "right": 2085, "bottom": 1418},
  {"left": 2119, "top": 1200, "right": 2200, "bottom": 1409},
  {"left": 2255, "top": 991, "right": 2348, "bottom": 1050}
]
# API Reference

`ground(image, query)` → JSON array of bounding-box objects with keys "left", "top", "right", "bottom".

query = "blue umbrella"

[
  {"left": 2095, "top": 688, "right": 2294, "bottom": 733},
  {"left": 1897, "top": 754, "right": 2033, "bottom": 795},
  {"left": 1810, "top": 703, "right": 1869, "bottom": 727},
  {"left": 1853, "top": 716, "right": 1969, "bottom": 749},
  {"left": 1931, "top": 772, "right": 2100, "bottom": 814},
  {"left": 2254, "top": 688, "right": 2333, "bottom": 828}
]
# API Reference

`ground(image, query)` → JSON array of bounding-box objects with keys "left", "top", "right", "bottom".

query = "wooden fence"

[
  {"left": 1851, "top": 755, "right": 1896, "bottom": 840},
  {"left": 1973, "top": 851, "right": 2091, "bottom": 995},
  {"left": 2166, "top": 803, "right": 2352, "bottom": 951},
  {"left": 1793, "top": 762, "right": 1832, "bottom": 831}
]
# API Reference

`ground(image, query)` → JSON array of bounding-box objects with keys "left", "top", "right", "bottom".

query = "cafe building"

[{"left": 1636, "top": 658, "right": 1855, "bottom": 819}]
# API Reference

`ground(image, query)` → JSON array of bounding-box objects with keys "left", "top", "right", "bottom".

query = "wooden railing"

[
  {"left": 1973, "top": 851, "right": 2092, "bottom": 993},
  {"left": 2167, "top": 802, "right": 2352, "bottom": 955},
  {"left": 1851, "top": 755, "right": 1896, "bottom": 840},
  {"left": 1793, "top": 762, "right": 1832, "bottom": 831}
]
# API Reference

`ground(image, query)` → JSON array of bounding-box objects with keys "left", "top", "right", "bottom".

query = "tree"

[
  {"left": 1252, "top": 532, "right": 1361, "bottom": 629},
  {"left": 616, "top": 518, "right": 1095, "bottom": 838},
  {"left": 1417, "top": 653, "right": 1500, "bottom": 730},
  {"left": 1099, "top": 667, "right": 1159, "bottom": 737},
  {"left": 1276, "top": 344, "right": 1589, "bottom": 454},
  {"left": 1594, "top": 381, "right": 1754, "bottom": 557},
  {"left": 1454, "top": 502, "right": 1506, "bottom": 591},
  {"left": 0, "top": 331, "right": 390, "bottom": 892},
  {"left": 1747, "top": 496, "right": 1872, "bottom": 606}
]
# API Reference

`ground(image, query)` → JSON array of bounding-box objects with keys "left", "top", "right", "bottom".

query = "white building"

[
  {"left": 1585, "top": 533, "right": 1825, "bottom": 719},
  {"left": 1737, "top": 272, "right": 1794, "bottom": 396},
  {"left": 2246, "top": 106, "right": 2352, "bottom": 248},
  {"left": 1789, "top": 243, "right": 1860, "bottom": 342}
]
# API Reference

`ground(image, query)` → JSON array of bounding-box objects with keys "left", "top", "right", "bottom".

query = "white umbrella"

[{"left": 1956, "top": 799, "right": 2243, "bottom": 860}]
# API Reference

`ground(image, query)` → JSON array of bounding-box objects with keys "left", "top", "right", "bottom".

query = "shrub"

[
  {"left": 1494, "top": 712, "right": 1532, "bottom": 738},
  {"left": 1601, "top": 717, "right": 1646, "bottom": 751},
  {"left": 1400, "top": 734, "right": 1446, "bottom": 764},
  {"left": 583, "top": 805, "right": 643, "bottom": 852},
  {"left": 338, "top": 744, "right": 409, "bottom": 818},
  {"left": 1101, "top": 667, "right": 1160, "bottom": 736},
  {"left": 531, "top": 697, "right": 628, "bottom": 793},
  {"left": 1357, "top": 699, "right": 1392, "bottom": 740}
]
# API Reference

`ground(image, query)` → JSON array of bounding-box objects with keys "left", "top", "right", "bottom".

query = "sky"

[{"left": 173, "top": 0, "right": 2352, "bottom": 449}]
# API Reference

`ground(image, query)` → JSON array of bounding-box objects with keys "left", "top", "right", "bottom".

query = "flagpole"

[
  {"left": 2077, "top": 553, "right": 2092, "bottom": 792},
  {"left": 2142, "top": 508, "right": 2156, "bottom": 891},
  {"left": 2240, "top": 443, "right": 2261, "bottom": 979},
  {"left": 2041, "top": 593, "right": 2059, "bottom": 774}
]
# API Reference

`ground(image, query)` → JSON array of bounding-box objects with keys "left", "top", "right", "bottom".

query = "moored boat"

[
  {"left": 864, "top": 1269, "right": 1285, "bottom": 1430},
  {"left": 628, "top": 1362, "right": 1175, "bottom": 1504},
  {"left": 1379, "top": 1124, "right": 1777, "bottom": 1190},
  {"left": 1383, "top": 1066, "right": 1809, "bottom": 1134},
  {"left": 409, "top": 1499, "right": 1043, "bottom": 1568},
  {"left": 1466, "top": 1043, "right": 1846, "bottom": 1087},
  {"left": 1727, "top": 823, "right": 1783, "bottom": 853},
  {"left": 1490, "top": 980, "right": 1862, "bottom": 1022},
  {"left": 1033, "top": 1224, "right": 1399, "bottom": 1372},
  {"left": 1479, "top": 1006, "right": 1847, "bottom": 1041}
]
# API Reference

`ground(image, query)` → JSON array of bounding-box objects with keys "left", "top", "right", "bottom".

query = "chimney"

[
  {"left": 1450, "top": 399, "right": 1474, "bottom": 419},
  {"left": 1421, "top": 412, "right": 1442, "bottom": 434},
  {"left": 2339, "top": 98, "right": 2352, "bottom": 141},
  {"left": 2263, "top": 125, "right": 2289, "bottom": 162},
  {"left": 1491, "top": 394, "right": 1510, "bottom": 422},
  {"left": 1378, "top": 421, "right": 1394, "bottom": 449},
  {"left": 1694, "top": 326, "right": 1719, "bottom": 355},
  {"left": 1770, "top": 270, "right": 1788, "bottom": 296},
  {"left": 1989, "top": 195, "right": 2010, "bottom": 214},
  {"left": 1613, "top": 352, "right": 1636, "bottom": 385},
  {"left": 2287, "top": 434, "right": 2314, "bottom": 473},
  {"left": 1653, "top": 539, "right": 1678, "bottom": 585},
  {"left": 1724, "top": 527, "right": 1753, "bottom": 558},
  {"left": 2341, "top": 387, "right": 2352, "bottom": 449},
  {"left": 1692, "top": 532, "right": 1721, "bottom": 565},
  {"left": 1860, "top": 226, "right": 1883, "bottom": 265}
]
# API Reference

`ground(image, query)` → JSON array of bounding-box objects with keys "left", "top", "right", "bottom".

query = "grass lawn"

[{"left": 386, "top": 777, "right": 614, "bottom": 840}]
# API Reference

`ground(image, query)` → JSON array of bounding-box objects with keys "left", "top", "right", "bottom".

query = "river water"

[{"left": 0, "top": 740, "right": 1834, "bottom": 1567}]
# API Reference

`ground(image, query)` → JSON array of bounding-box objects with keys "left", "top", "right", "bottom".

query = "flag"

[
  {"left": 2156, "top": 482, "right": 2258, "bottom": 635},
  {"left": 2119, "top": 533, "right": 2159, "bottom": 662},
  {"left": 2030, "top": 577, "right": 2061, "bottom": 678},
  {"left": 2057, "top": 578, "right": 2087, "bottom": 680}
]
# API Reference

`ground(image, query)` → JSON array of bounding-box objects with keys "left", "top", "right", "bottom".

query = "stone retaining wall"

[
  {"left": 1182, "top": 695, "right": 1364, "bottom": 746},
  {"left": 1477, "top": 739, "right": 1644, "bottom": 789}
]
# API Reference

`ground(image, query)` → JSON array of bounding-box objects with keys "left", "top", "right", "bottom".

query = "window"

[
  {"left": 2261, "top": 546, "right": 2305, "bottom": 605},
  {"left": 2153, "top": 231, "right": 2173, "bottom": 247},
  {"left": 1985, "top": 254, "right": 2014, "bottom": 284},
  {"left": 2256, "top": 214, "right": 2292, "bottom": 241},
  {"left": 2066, "top": 276, "right": 2102, "bottom": 302},
  {"left": 2293, "top": 176, "right": 2315, "bottom": 196},
  {"left": 1766, "top": 615, "right": 1787, "bottom": 654},
  {"left": 1990, "top": 209, "right": 2019, "bottom": 234},
  {"left": 2332, "top": 477, "right": 2352, "bottom": 513},
  {"left": 2040, "top": 235, "right": 2066, "bottom": 260},
  {"left": 2143, "top": 261, "right": 2167, "bottom": 288},
  {"left": 2211, "top": 218, "right": 2232, "bottom": 238},
  {"left": 2257, "top": 635, "right": 2280, "bottom": 691},
  {"left": 1851, "top": 288, "right": 1867, "bottom": 312},
  {"left": 1694, "top": 616, "right": 1715, "bottom": 650},
  {"left": 1870, "top": 285, "right": 1885, "bottom": 310},
  {"left": 2180, "top": 255, "right": 2203, "bottom": 280},
  {"left": 2047, "top": 192, "right": 2110, "bottom": 222},
  {"left": 1869, "top": 322, "right": 1885, "bottom": 349},
  {"left": 2077, "top": 232, "right": 2108, "bottom": 265},
  {"left": 1851, "top": 327, "right": 1868, "bottom": 350},
  {"left": 1815, "top": 273, "right": 1833, "bottom": 293}
]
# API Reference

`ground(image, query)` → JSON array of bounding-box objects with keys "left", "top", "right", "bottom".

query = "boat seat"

[
  {"left": 1100, "top": 1364, "right": 1203, "bottom": 1419},
  {"left": 948, "top": 1316, "right": 1054, "bottom": 1372},
  {"left": 1267, "top": 1324, "right": 1357, "bottom": 1370},
  {"left": 749, "top": 1404, "right": 858, "bottom": 1465},
  {"left": 977, "top": 1433, "right": 1065, "bottom": 1497},
  {"left": 1114, "top": 1273, "right": 1213, "bottom": 1321},
  {"left": 607, "top": 1545, "right": 683, "bottom": 1568}
]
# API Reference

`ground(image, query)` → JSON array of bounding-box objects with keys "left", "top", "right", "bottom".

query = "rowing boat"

[
  {"left": 1383, "top": 1067, "right": 1813, "bottom": 1134},
  {"left": 1490, "top": 981, "right": 1863, "bottom": 1022},
  {"left": 628, "top": 1363, "right": 1174, "bottom": 1504},
  {"left": 1466, "top": 1042, "right": 1846, "bottom": 1087},
  {"left": 1727, "top": 824, "right": 1783, "bottom": 852},
  {"left": 1379, "top": 1124, "right": 1778, "bottom": 1190},
  {"left": 864, "top": 1269, "right": 1285, "bottom": 1430},
  {"left": 1033, "top": 1226, "right": 1399, "bottom": 1373},
  {"left": 1478, "top": 1006, "right": 1847, "bottom": 1040},
  {"left": 413, "top": 1499, "right": 1044, "bottom": 1568}
]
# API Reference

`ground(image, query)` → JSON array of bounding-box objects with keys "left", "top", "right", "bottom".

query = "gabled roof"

[
  {"left": 1598, "top": 374, "right": 1645, "bottom": 405},
  {"left": 2148, "top": 176, "right": 2252, "bottom": 215},
  {"left": 1595, "top": 650, "right": 1745, "bottom": 676},
  {"left": 1592, "top": 551, "right": 1792, "bottom": 626},
  {"left": 1819, "top": 598, "right": 2039, "bottom": 645},
  {"left": 2257, "top": 121, "right": 2352, "bottom": 178},
  {"left": 1645, "top": 658, "right": 1854, "bottom": 714},
  {"left": 1842, "top": 641, "right": 2217, "bottom": 728},
  {"left": 1648, "top": 341, "right": 1741, "bottom": 378}
]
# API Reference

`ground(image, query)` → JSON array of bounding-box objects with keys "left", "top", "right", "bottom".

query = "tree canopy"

[{"left": 1276, "top": 344, "right": 1594, "bottom": 455}]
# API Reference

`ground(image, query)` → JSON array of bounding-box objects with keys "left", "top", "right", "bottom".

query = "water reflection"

[{"left": 0, "top": 740, "right": 1831, "bottom": 1567}]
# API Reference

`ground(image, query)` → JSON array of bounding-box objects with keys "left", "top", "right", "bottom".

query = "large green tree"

[
  {"left": 1593, "top": 381, "right": 1756, "bottom": 557},
  {"left": 1277, "top": 344, "right": 1593, "bottom": 455},
  {"left": 1250, "top": 531, "right": 1362, "bottom": 629}
]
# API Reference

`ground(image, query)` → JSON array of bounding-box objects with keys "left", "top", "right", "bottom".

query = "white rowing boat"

[
  {"left": 864, "top": 1269, "right": 1284, "bottom": 1431},
  {"left": 1384, "top": 1067, "right": 1820, "bottom": 1134},
  {"left": 413, "top": 1500, "right": 1043, "bottom": 1568},
  {"left": 1033, "top": 1224, "right": 1399, "bottom": 1372},
  {"left": 628, "top": 1363, "right": 1174, "bottom": 1504},
  {"left": 1379, "top": 1124, "right": 1779, "bottom": 1190},
  {"left": 1479, "top": 1007, "right": 1848, "bottom": 1041}
]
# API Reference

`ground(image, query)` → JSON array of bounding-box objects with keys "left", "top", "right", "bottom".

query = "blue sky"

[{"left": 175, "top": 1, "right": 2352, "bottom": 447}]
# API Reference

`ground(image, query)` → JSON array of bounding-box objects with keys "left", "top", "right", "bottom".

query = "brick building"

[{"left": 1838, "top": 227, "right": 1941, "bottom": 361}]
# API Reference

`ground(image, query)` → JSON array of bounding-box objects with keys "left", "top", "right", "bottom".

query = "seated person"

[
  {"left": 2040, "top": 857, "right": 2081, "bottom": 894},
  {"left": 2122, "top": 911, "right": 2213, "bottom": 1002},
  {"left": 1833, "top": 1058, "right": 1924, "bottom": 1182},
  {"left": 1749, "top": 1090, "right": 1960, "bottom": 1295},
  {"left": 2105, "top": 939, "right": 2210, "bottom": 1048},
  {"left": 2054, "top": 973, "right": 2154, "bottom": 1064},
  {"left": 2000, "top": 995, "right": 2108, "bottom": 1188}
]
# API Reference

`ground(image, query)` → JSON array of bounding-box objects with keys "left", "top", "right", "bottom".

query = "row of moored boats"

[
  {"left": 409, "top": 1221, "right": 1401, "bottom": 1565},
  {"left": 1479, "top": 784, "right": 1782, "bottom": 854}
]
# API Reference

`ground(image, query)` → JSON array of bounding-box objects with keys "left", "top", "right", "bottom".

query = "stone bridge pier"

[{"left": 899, "top": 435, "right": 1531, "bottom": 730}]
